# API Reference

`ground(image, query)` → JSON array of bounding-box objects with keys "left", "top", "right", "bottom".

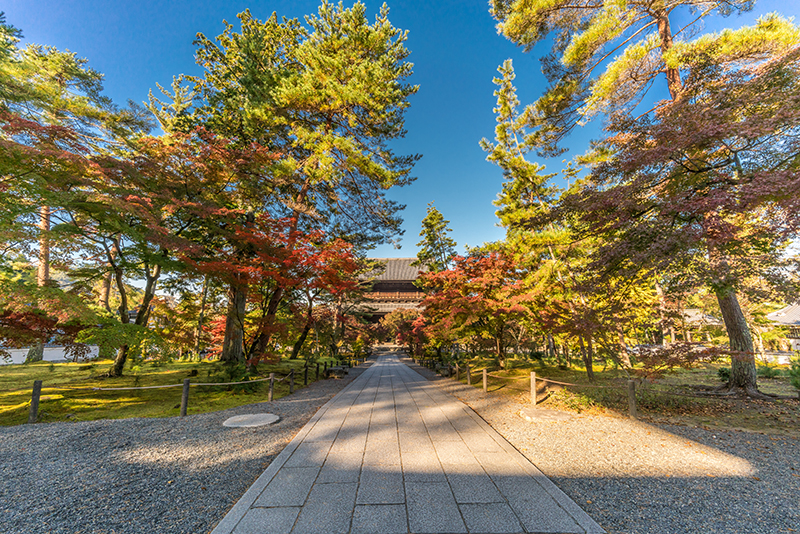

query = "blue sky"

[{"left": 4, "top": 0, "right": 798, "bottom": 258}]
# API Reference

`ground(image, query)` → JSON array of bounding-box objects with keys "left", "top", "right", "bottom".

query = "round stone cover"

[{"left": 223, "top": 413, "right": 281, "bottom": 428}]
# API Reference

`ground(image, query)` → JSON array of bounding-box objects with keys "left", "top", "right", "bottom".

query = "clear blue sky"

[{"left": 4, "top": 0, "right": 798, "bottom": 257}]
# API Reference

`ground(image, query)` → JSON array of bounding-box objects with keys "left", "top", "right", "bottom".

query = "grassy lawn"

[
  {"left": 0, "top": 356, "right": 349, "bottom": 426},
  {"left": 440, "top": 356, "right": 800, "bottom": 437}
]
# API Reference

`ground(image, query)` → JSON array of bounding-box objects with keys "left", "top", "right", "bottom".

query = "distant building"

[
  {"left": 767, "top": 303, "right": 800, "bottom": 351},
  {"left": 358, "top": 258, "right": 426, "bottom": 322}
]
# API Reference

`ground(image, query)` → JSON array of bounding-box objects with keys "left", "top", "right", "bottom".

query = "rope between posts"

[
  {"left": 536, "top": 377, "right": 618, "bottom": 389},
  {"left": 486, "top": 373, "right": 530, "bottom": 381},
  {"left": 36, "top": 373, "right": 291, "bottom": 392}
]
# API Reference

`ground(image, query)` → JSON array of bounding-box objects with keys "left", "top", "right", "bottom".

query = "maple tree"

[{"left": 420, "top": 250, "right": 527, "bottom": 367}]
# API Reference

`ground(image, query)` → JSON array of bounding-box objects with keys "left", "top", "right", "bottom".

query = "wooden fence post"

[
  {"left": 531, "top": 372, "right": 537, "bottom": 406},
  {"left": 628, "top": 379, "right": 638, "bottom": 419},
  {"left": 483, "top": 369, "right": 488, "bottom": 393},
  {"left": 304, "top": 363, "right": 308, "bottom": 386},
  {"left": 268, "top": 373, "right": 275, "bottom": 401},
  {"left": 28, "top": 380, "right": 42, "bottom": 424},
  {"left": 466, "top": 364, "right": 471, "bottom": 386},
  {"left": 289, "top": 369, "right": 295, "bottom": 394},
  {"left": 316, "top": 363, "right": 320, "bottom": 380},
  {"left": 180, "top": 378, "right": 190, "bottom": 417}
]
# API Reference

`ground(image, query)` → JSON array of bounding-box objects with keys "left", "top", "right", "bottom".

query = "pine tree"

[
  {"left": 414, "top": 203, "right": 457, "bottom": 273},
  {"left": 489, "top": 1, "right": 800, "bottom": 396}
]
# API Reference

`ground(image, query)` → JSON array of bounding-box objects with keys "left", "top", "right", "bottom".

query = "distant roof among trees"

[
  {"left": 360, "top": 258, "right": 426, "bottom": 281},
  {"left": 767, "top": 304, "right": 800, "bottom": 326}
]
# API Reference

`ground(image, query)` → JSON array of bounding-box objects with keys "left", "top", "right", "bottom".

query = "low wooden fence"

[
  {"left": 24, "top": 357, "right": 369, "bottom": 424},
  {"left": 414, "top": 358, "right": 641, "bottom": 418}
]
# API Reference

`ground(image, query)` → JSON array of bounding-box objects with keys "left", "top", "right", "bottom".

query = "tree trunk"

[
  {"left": 715, "top": 285, "right": 762, "bottom": 396},
  {"left": 654, "top": 280, "right": 671, "bottom": 346},
  {"left": 37, "top": 205, "right": 50, "bottom": 287},
  {"left": 221, "top": 280, "right": 247, "bottom": 364},
  {"left": 26, "top": 206, "right": 52, "bottom": 363},
  {"left": 617, "top": 327, "right": 631, "bottom": 368},
  {"left": 99, "top": 270, "right": 112, "bottom": 313},
  {"left": 109, "top": 263, "right": 161, "bottom": 377},
  {"left": 193, "top": 276, "right": 209, "bottom": 359},
  {"left": 578, "top": 336, "right": 595, "bottom": 381},
  {"left": 291, "top": 306, "right": 314, "bottom": 360}
]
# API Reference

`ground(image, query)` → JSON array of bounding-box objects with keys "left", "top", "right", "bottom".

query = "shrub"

[
  {"left": 789, "top": 355, "right": 800, "bottom": 394},
  {"left": 717, "top": 367, "right": 731, "bottom": 382},
  {"left": 757, "top": 365, "right": 782, "bottom": 379}
]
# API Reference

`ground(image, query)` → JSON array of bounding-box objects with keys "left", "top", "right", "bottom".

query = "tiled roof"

[
  {"left": 767, "top": 303, "right": 800, "bottom": 325},
  {"left": 360, "top": 258, "right": 426, "bottom": 281},
  {"left": 356, "top": 301, "right": 423, "bottom": 313}
]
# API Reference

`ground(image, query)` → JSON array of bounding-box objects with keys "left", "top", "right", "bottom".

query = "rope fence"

[
  {"left": 415, "top": 358, "right": 643, "bottom": 417},
  {"left": 24, "top": 356, "right": 370, "bottom": 424}
]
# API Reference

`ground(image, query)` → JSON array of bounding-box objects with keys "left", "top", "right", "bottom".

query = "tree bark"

[
  {"left": 193, "top": 276, "right": 209, "bottom": 359},
  {"left": 578, "top": 335, "right": 595, "bottom": 381},
  {"left": 291, "top": 305, "right": 314, "bottom": 360},
  {"left": 221, "top": 280, "right": 247, "bottom": 364},
  {"left": 37, "top": 205, "right": 50, "bottom": 287},
  {"left": 110, "top": 262, "right": 161, "bottom": 377},
  {"left": 715, "top": 285, "right": 762, "bottom": 396}
]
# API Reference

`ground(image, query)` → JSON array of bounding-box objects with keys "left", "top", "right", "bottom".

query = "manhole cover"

[
  {"left": 223, "top": 414, "right": 281, "bottom": 428},
  {"left": 519, "top": 406, "right": 575, "bottom": 422}
]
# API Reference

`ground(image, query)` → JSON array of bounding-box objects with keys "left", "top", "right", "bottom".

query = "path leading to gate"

[{"left": 212, "top": 353, "right": 605, "bottom": 534}]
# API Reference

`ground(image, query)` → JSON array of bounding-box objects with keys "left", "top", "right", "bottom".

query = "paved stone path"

[{"left": 212, "top": 354, "right": 604, "bottom": 534}]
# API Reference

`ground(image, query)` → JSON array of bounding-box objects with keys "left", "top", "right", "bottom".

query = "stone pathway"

[{"left": 212, "top": 353, "right": 604, "bottom": 534}]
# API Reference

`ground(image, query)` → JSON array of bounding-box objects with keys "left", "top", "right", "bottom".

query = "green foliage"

[
  {"left": 790, "top": 356, "right": 800, "bottom": 393},
  {"left": 757, "top": 365, "right": 782, "bottom": 379},
  {"left": 414, "top": 203, "right": 457, "bottom": 273},
  {"left": 718, "top": 367, "right": 731, "bottom": 382}
]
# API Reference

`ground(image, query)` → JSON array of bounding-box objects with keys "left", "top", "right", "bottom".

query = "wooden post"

[
  {"left": 180, "top": 378, "right": 190, "bottom": 417},
  {"left": 628, "top": 379, "right": 638, "bottom": 419},
  {"left": 324, "top": 361, "right": 328, "bottom": 373},
  {"left": 289, "top": 369, "right": 295, "bottom": 394},
  {"left": 304, "top": 364, "right": 308, "bottom": 386},
  {"left": 482, "top": 369, "right": 488, "bottom": 393},
  {"left": 530, "top": 372, "right": 537, "bottom": 406},
  {"left": 268, "top": 373, "right": 275, "bottom": 401},
  {"left": 28, "top": 380, "right": 42, "bottom": 424},
  {"left": 467, "top": 364, "right": 472, "bottom": 386},
  {"left": 455, "top": 363, "right": 460, "bottom": 381},
  {"left": 316, "top": 363, "right": 320, "bottom": 380}
]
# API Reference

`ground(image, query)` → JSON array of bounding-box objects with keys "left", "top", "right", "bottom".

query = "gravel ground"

[
  {"left": 406, "top": 358, "right": 800, "bottom": 534},
  {"left": 3, "top": 355, "right": 798, "bottom": 534},
  {"left": 0, "top": 363, "right": 371, "bottom": 534}
]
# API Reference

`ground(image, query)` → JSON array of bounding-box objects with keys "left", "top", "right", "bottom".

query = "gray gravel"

[
  {"left": 0, "top": 364, "right": 370, "bottom": 534},
  {"left": 407, "top": 358, "right": 800, "bottom": 534},
  {"left": 3, "top": 356, "right": 799, "bottom": 534}
]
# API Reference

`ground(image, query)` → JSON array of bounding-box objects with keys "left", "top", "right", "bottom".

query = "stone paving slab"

[{"left": 212, "top": 353, "right": 605, "bottom": 534}]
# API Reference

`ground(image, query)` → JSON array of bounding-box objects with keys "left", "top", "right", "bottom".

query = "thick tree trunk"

[
  {"left": 221, "top": 281, "right": 247, "bottom": 364},
  {"left": 715, "top": 285, "right": 762, "bottom": 396},
  {"left": 37, "top": 205, "right": 50, "bottom": 287},
  {"left": 654, "top": 8, "right": 682, "bottom": 99},
  {"left": 27, "top": 206, "right": 52, "bottom": 363},
  {"left": 99, "top": 271, "right": 112, "bottom": 313}
]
